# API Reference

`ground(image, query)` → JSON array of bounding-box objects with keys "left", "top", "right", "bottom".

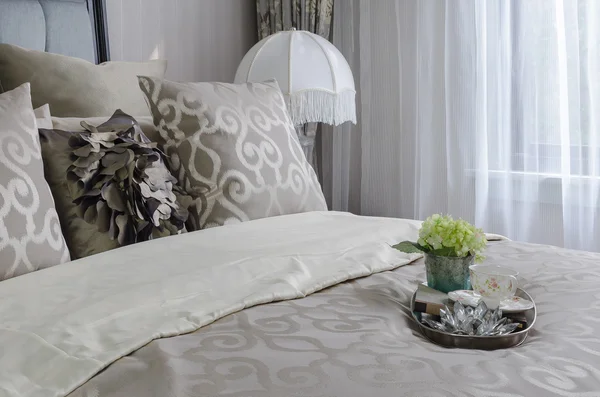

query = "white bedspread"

[{"left": 0, "top": 211, "right": 422, "bottom": 397}]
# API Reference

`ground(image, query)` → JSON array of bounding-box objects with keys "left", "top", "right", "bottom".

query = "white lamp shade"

[{"left": 234, "top": 30, "right": 356, "bottom": 126}]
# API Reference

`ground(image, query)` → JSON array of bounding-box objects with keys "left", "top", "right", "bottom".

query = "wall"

[{"left": 106, "top": 0, "right": 257, "bottom": 82}]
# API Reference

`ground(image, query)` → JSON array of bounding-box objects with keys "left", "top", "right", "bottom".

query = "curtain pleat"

[
  {"left": 256, "top": 0, "right": 334, "bottom": 178},
  {"left": 256, "top": 0, "right": 333, "bottom": 40},
  {"left": 324, "top": 0, "right": 600, "bottom": 252}
]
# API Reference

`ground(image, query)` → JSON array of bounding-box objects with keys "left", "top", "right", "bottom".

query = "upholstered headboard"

[{"left": 0, "top": 0, "right": 109, "bottom": 63}]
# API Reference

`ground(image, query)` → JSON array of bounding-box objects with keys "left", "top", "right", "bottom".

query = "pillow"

[
  {"left": 0, "top": 43, "right": 167, "bottom": 117},
  {"left": 39, "top": 111, "right": 188, "bottom": 259},
  {"left": 46, "top": 115, "right": 162, "bottom": 259},
  {"left": 138, "top": 77, "right": 327, "bottom": 229},
  {"left": 33, "top": 104, "right": 52, "bottom": 129},
  {"left": 0, "top": 83, "right": 70, "bottom": 280},
  {"left": 39, "top": 129, "right": 119, "bottom": 259}
]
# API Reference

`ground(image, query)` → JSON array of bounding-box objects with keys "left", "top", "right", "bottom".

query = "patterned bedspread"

[{"left": 70, "top": 240, "right": 600, "bottom": 397}]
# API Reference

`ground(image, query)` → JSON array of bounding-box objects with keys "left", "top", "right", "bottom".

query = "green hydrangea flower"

[{"left": 416, "top": 214, "right": 487, "bottom": 262}]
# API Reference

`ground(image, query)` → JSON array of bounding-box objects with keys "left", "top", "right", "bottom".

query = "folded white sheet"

[{"left": 0, "top": 211, "right": 422, "bottom": 397}]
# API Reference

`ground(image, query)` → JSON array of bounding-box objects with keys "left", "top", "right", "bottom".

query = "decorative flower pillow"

[
  {"left": 138, "top": 77, "right": 327, "bottom": 229},
  {"left": 40, "top": 110, "right": 189, "bottom": 259}
]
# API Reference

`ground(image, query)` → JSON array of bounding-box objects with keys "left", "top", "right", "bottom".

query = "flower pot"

[{"left": 424, "top": 253, "right": 474, "bottom": 293}]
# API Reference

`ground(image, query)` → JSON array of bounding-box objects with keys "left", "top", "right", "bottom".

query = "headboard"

[{"left": 0, "top": 0, "right": 109, "bottom": 64}]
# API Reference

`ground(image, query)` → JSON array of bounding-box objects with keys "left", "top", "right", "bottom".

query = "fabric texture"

[
  {"left": 0, "top": 211, "right": 421, "bottom": 397},
  {"left": 256, "top": 0, "right": 335, "bottom": 176},
  {"left": 69, "top": 238, "right": 600, "bottom": 397},
  {"left": 321, "top": 0, "right": 600, "bottom": 252},
  {"left": 0, "top": 83, "right": 70, "bottom": 280},
  {"left": 0, "top": 43, "right": 167, "bottom": 117},
  {"left": 138, "top": 76, "right": 327, "bottom": 229},
  {"left": 40, "top": 112, "right": 186, "bottom": 259}
]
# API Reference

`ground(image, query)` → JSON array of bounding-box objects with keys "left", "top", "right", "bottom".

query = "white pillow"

[{"left": 33, "top": 104, "right": 52, "bottom": 129}]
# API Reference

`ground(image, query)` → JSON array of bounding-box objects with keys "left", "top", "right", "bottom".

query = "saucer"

[{"left": 448, "top": 290, "right": 534, "bottom": 313}]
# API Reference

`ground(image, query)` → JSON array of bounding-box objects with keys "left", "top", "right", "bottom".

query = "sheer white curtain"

[{"left": 321, "top": 0, "right": 600, "bottom": 251}]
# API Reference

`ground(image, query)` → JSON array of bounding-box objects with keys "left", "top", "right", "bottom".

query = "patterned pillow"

[
  {"left": 0, "top": 83, "right": 70, "bottom": 280},
  {"left": 138, "top": 77, "right": 327, "bottom": 229}
]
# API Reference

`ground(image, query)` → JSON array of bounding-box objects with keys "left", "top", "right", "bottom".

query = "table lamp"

[{"left": 234, "top": 29, "right": 356, "bottom": 168}]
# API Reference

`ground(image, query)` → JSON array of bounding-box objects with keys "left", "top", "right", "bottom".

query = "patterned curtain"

[
  {"left": 257, "top": 0, "right": 333, "bottom": 40},
  {"left": 256, "top": 0, "right": 334, "bottom": 177}
]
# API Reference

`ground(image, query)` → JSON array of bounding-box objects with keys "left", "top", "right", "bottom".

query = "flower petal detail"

[{"left": 67, "top": 109, "right": 190, "bottom": 246}]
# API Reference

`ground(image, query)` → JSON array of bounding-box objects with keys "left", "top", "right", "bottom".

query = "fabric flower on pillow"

[{"left": 67, "top": 109, "right": 189, "bottom": 245}]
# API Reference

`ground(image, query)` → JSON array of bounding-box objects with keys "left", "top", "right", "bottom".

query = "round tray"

[{"left": 411, "top": 288, "right": 536, "bottom": 350}]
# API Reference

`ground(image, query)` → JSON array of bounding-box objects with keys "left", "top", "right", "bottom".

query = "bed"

[{"left": 1, "top": 2, "right": 600, "bottom": 397}]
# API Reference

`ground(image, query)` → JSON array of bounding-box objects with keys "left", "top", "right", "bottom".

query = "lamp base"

[{"left": 295, "top": 124, "right": 318, "bottom": 173}]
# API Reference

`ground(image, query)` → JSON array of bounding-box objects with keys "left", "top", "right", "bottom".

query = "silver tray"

[{"left": 411, "top": 288, "right": 536, "bottom": 350}]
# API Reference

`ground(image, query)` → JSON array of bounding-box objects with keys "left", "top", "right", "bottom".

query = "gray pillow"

[
  {"left": 0, "top": 43, "right": 167, "bottom": 117},
  {"left": 0, "top": 83, "right": 70, "bottom": 279},
  {"left": 52, "top": 115, "right": 161, "bottom": 142},
  {"left": 40, "top": 111, "right": 189, "bottom": 259},
  {"left": 39, "top": 128, "right": 119, "bottom": 259},
  {"left": 138, "top": 77, "right": 327, "bottom": 229}
]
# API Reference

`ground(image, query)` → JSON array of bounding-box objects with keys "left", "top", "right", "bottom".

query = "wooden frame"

[{"left": 86, "top": 0, "right": 110, "bottom": 63}]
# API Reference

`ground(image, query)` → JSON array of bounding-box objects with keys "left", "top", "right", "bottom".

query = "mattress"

[{"left": 1, "top": 211, "right": 598, "bottom": 397}]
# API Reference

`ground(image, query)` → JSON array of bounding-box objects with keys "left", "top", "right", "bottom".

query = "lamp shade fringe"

[{"left": 287, "top": 90, "right": 356, "bottom": 126}]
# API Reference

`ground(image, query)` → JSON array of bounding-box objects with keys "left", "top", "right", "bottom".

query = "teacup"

[{"left": 469, "top": 265, "right": 519, "bottom": 309}]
